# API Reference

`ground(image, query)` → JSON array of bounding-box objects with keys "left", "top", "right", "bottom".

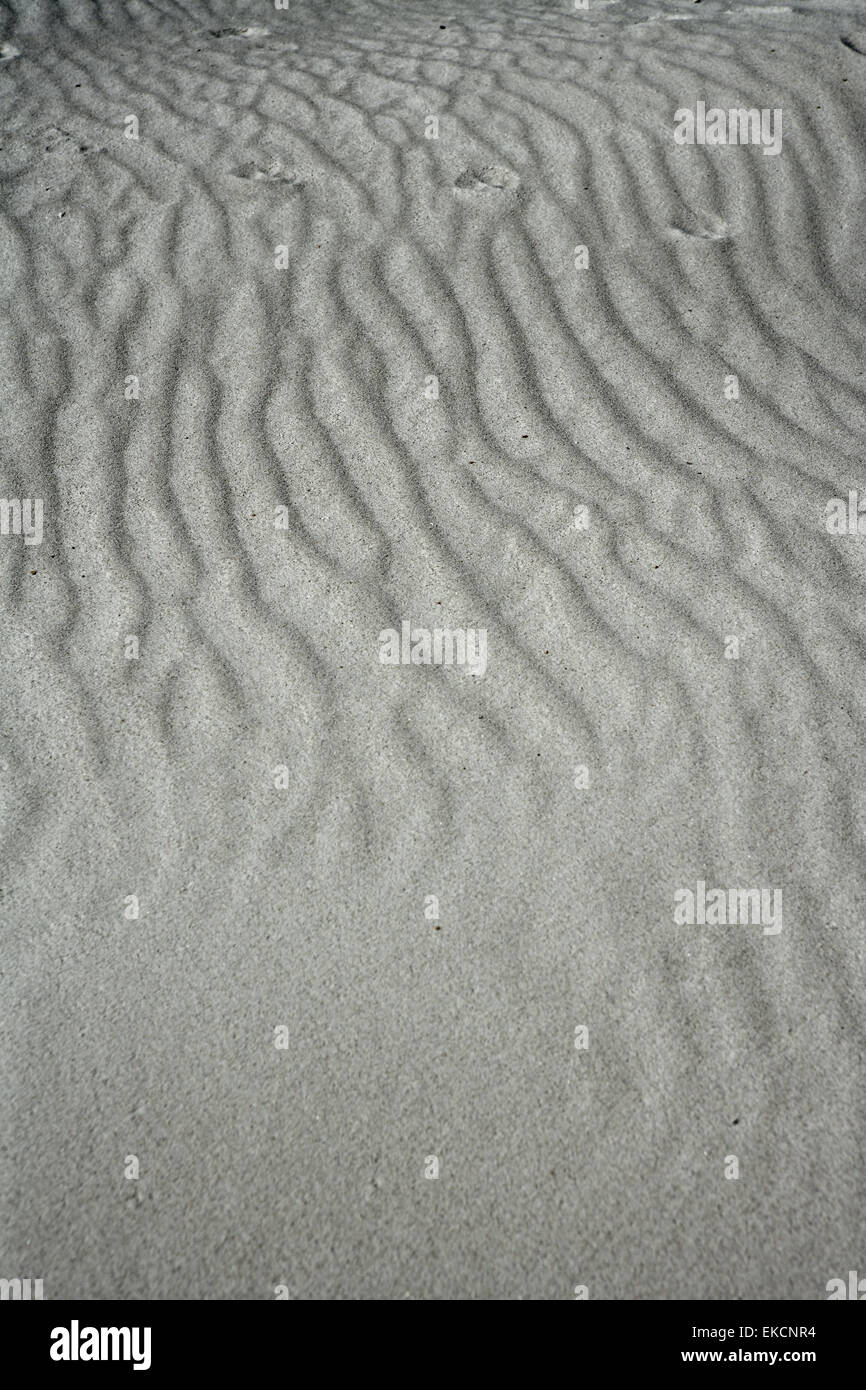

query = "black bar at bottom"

[{"left": 3, "top": 1299, "right": 859, "bottom": 1375}]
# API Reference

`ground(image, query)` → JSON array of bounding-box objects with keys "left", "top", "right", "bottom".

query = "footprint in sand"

[
  {"left": 231, "top": 160, "right": 305, "bottom": 190},
  {"left": 668, "top": 211, "right": 729, "bottom": 242},
  {"left": 209, "top": 26, "right": 270, "bottom": 40},
  {"left": 453, "top": 164, "right": 520, "bottom": 194}
]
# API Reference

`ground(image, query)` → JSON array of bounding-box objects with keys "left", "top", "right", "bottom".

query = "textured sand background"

[{"left": 1, "top": 0, "right": 865, "bottom": 1299}]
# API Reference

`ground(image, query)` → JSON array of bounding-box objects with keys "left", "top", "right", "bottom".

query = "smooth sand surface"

[{"left": 1, "top": 0, "right": 865, "bottom": 1299}]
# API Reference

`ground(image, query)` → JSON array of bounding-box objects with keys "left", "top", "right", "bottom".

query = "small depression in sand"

[
  {"left": 231, "top": 160, "right": 305, "bottom": 190},
  {"left": 453, "top": 164, "right": 520, "bottom": 194}
]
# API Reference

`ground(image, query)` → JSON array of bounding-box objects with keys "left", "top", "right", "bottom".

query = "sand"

[{"left": 1, "top": 0, "right": 865, "bottom": 1300}]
